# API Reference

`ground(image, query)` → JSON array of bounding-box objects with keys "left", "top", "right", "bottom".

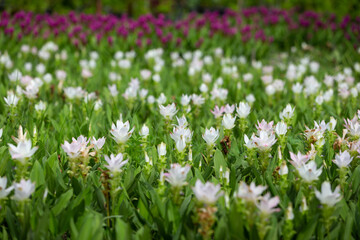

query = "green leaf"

[
  {"left": 52, "top": 189, "right": 73, "bottom": 216},
  {"left": 30, "top": 160, "right": 45, "bottom": 187}
]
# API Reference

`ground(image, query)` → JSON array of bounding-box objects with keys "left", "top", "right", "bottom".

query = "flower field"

[{"left": 1, "top": 7, "right": 360, "bottom": 239}]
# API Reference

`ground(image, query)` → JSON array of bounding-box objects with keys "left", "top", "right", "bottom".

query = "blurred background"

[{"left": 1, "top": 0, "right": 359, "bottom": 17}]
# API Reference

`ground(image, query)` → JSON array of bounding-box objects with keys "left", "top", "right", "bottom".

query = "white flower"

[
  {"left": 8, "top": 139, "right": 38, "bottom": 164},
  {"left": 157, "top": 142, "right": 166, "bottom": 157},
  {"left": 8, "top": 69, "right": 22, "bottom": 82},
  {"left": 174, "top": 136, "right": 187, "bottom": 152},
  {"left": 35, "top": 101, "right": 46, "bottom": 112},
  {"left": 222, "top": 114, "right": 236, "bottom": 130},
  {"left": 256, "top": 193, "right": 280, "bottom": 215},
  {"left": 236, "top": 181, "right": 267, "bottom": 203},
  {"left": 333, "top": 150, "right": 353, "bottom": 168},
  {"left": 275, "top": 121, "right": 287, "bottom": 136},
  {"left": 0, "top": 128, "right": 3, "bottom": 140},
  {"left": 253, "top": 131, "right": 277, "bottom": 151},
  {"left": 64, "top": 87, "right": 85, "bottom": 99},
  {"left": 279, "top": 104, "right": 295, "bottom": 120},
  {"left": 244, "top": 134, "right": 256, "bottom": 149},
  {"left": 202, "top": 127, "right": 219, "bottom": 146},
  {"left": 191, "top": 94, "right": 205, "bottom": 106},
  {"left": 236, "top": 102, "right": 251, "bottom": 118},
  {"left": 4, "top": 92, "right": 19, "bottom": 107},
  {"left": 180, "top": 94, "right": 191, "bottom": 106},
  {"left": 315, "top": 181, "right": 342, "bottom": 207},
  {"left": 110, "top": 119, "right": 134, "bottom": 144},
  {"left": 192, "top": 180, "right": 223, "bottom": 205},
  {"left": 159, "top": 103, "right": 178, "bottom": 119},
  {"left": 289, "top": 151, "right": 310, "bottom": 167},
  {"left": 0, "top": 177, "right": 14, "bottom": 199},
  {"left": 104, "top": 153, "right": 128, "bottom": 173},
  {"left": 297, "top": 161, "right": 323, "bottom": 182},
  {"left": 286, "top": 204, "right": 294, "bottom": 220},
  {"left": 139, "top": 124, "right": 149, "bottom": 138},
  {"left": 164, "top": 164, "right": 191, "bottom": 188},
  {"left": 327, "top": 117, "right": 337, "bottom": 131},
  {"left": 108, "top": 84, "right": 119, "bottom": 97},
  {"left": 13, "top": 179, "right": 35, "bottom": 201},
  {"left": 90, "top": 137, "right": 105, "bottom": 151},
  {"left": 279, "top": 161, "right": 289, "bottom": 175}
]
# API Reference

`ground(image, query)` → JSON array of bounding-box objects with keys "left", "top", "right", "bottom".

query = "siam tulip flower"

[
  {"left": 222, "top": 114, "right": 236, "bottom": 130},
  {"left": 157, "top": 93, "right": 167, "bottom": 105},
  {"left": 202, "top": 127, "right": 219, "bottom": 146},
  {"left": 90, "top": 137, "right": 105, "bottom": 151},
  {"left": 180, "top": 94, "right": 191, "bottom": 106},
  {"left": 344, "top": 116, "right": 360, "bottom": 137},
  {"left": 236, "top": 102, "right": 251, "bottom": 118},
  {"left": 110, "top": 119, "right": 134, "bottom": 144},
  {"left": 0, "top": 177, "right": 14, "bottom": 199},
  {"left": 275, "top": 121, "right": 287, "bottom": 136},
  {"left": 13, "top": 179, "right": 35, "bottom": 201},
  {"left": 333, "top": 150, "right": 353, "bottom": 168},
  {"left": 199, "top": 83, "right": 208, "bottom": 93},
  {"left": 64, "top": 86, "right": 85, "bottom": 99},
  {"left": 279, "top": 104, "right": 295, "bottom": 121},
  {"left": 139, "top": 124, "right": 149, "bottom": 138},
  {"left": 256, "top": 120, "right": 274, "bottom": 134},
  {"left": 289, "top": 151, "right": 310, "bottom": 167},
  {"left": 108, "top": 84, "right": 119, "bottom": 97},
  {"left": 4, "top": 92, "right": 19, "bottom": 107},
  {"left": 8, "top": 139, "right": 38, "bottom": 164},
  {"left": 192, "top": 179, "right": 223, "bottom": 205},
  {"left": 104, "top": 153, "right": 128, "bottom": 173},
  {"left": 279, "top": 161, "right": 289, "bottom": 175},
  {"left": 35, "top": 101, "right": 46, "bottom": 112},
  {"left": 253, "top": 131, "right": 277, "bottom": 151},
  {"left": 211, "top": 105, "right": 225, "bottom": 118},
  {"left": 191, "top": 94, "right": 205, "bottom": 106},
  {"left": 157, "top": 142, "right": 166, "bottom": 157},
  {"left": 175, "top": 136, "right": 187, "bottom": 153},
  {"left": 159, "top": 103, "right": 178, "bottom": 120},
  {"left": 174, "top": 115, "right": 188, "bottom": 128},
  {"left": 8, "top": 69, "right": 22, "bottom": 82},
  {"left": 256, "top": 193, "right": 280, "bottom": 215},
  {"left": 246, "top": 94, "right": 255, "bottom": 104},
  {"left": 315, "top": 181, "right": 342, "bottom": 207},
  {"left": 296, "top": 161, "right": 323, "bottom": 183},
  {"left": 62, "top": 135, "right": 92, "bottom": 158},
  {"left": 0, "top": 128, "right": 2, "bottom": 140},
  {"left": 164, "top": 164, "right": 191, "bottom": 188},
  {"left": 223, "top": 104, "right": 235, "bottom": 114},
  {"left": 327, "top": 117, "right": 337, "bottom": 131},
  {"left": 236, "top": 181, "right": 267, "bottom": 203},
  {"left": 244, "top": 134, "right": 256, "bottom": 149}
]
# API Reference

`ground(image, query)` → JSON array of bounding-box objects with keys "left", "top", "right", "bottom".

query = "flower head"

[
  {"left": 333, "top": 150, "right": 353, "bottom": 168},
  {"left": 202, "top": 127, "right": 219, "bottom": 146},
  {"left": 256, "top": 193, "right": 280, "bottom": 216},
  {"left": 164, "top": 164, "right": 191, "bottom": 188},
  {"left": 236, "top": 102, "right": 251, "bottom": 118},
  {"left": 192, "top": 179, "right": 223, "bottom": 205},
  {"left": 222, "top": 114, "right": 236, "bottom": 130},
  {"left": 236, "top": 181, "right": 267, "bottom": 203},
  {"left": 9, "top": 139, "right": 38, "bottom": 164},
  {"left": 159, "top": 103, "right": 178, "bottom": 119},
  {"left": 13, "top": 179, "right": 35, "bottom": 201},
  {"left": 297, "top": 161, "right": 323, "bottom": 183},
  {"left": 0, "top": 177, "right": 14, "bottom": 199},
  {"left": 110, "top": 119, "right": 134, "bottom": 144},
  {"left": 315, "top": 181, "right": 342, "bottom": 207},
  {"left": 104, "top": 153, "right": 128, "bottom": 173}
]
